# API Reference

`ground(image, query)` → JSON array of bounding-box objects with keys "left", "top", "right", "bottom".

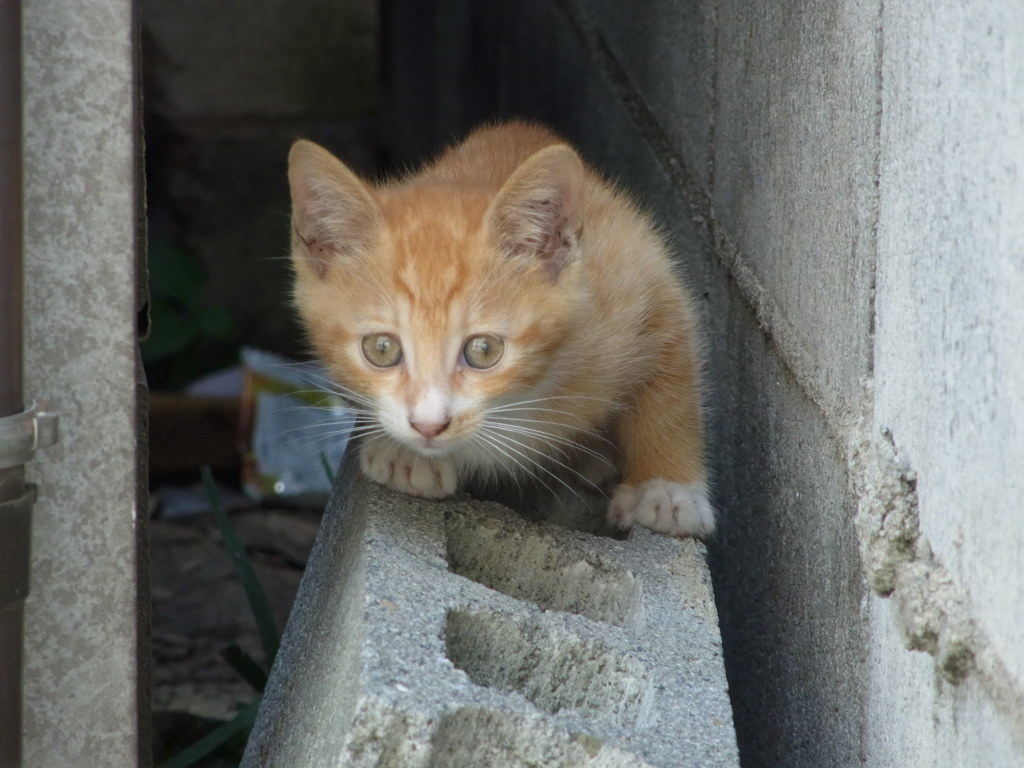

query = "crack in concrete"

[
  {"left": 848, "top": 398, "right": 1024, "bottom": 743},
  {"left": 561, "top": 3, "right": 858, "bottom": 443}
]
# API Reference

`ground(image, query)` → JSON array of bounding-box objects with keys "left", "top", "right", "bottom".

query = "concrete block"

[{"left": 243, "top": 458, "right": 738, "bottom": 767}]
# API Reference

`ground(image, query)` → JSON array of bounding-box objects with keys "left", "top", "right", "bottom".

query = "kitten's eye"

[
  {"left": 361, "top": 334, "right": 403, "bottom": 367},
  {"left": 463, "top": 334, "right": 505, "bottom": 369}
]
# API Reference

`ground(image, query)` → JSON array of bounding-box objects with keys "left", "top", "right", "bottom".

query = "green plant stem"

[
  {"left": 320, "top": 452, "right": 336, "bottom": 486},
  {"left": 220, "top": 644, "right": 269, "bottom": 693},
  {"left": 200, "top": 466, "right": 280, "bottom": 667}
]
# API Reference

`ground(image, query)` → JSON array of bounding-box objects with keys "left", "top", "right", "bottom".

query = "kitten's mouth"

[{"left": 409, "top": 435, "right": 458, "bottom": 456}]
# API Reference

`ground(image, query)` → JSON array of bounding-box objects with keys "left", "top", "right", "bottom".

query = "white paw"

[
  {"left": 608, "top": 479, "right": 715, "bottom": 538},
  {"left": 359, "top": 439, "right": 458, "bottom": 499}
]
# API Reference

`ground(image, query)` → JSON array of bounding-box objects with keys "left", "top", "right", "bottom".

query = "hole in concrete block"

[
  {"left": 429, "top": 707, "right": 646, "bottom": 768},
  {"left": 467, "top": 479, "right": 624, "bottom": 538},
  {"left": 444, "top": 610, "right": 651, "bottom": 727},
  {"left": 445, "top": 510, "right": 641, "bottom": 627}
]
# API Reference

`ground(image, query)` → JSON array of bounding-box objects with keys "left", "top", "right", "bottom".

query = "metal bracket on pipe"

[{"left": 0, "top": 402, "right": 59, "bottom": 469}]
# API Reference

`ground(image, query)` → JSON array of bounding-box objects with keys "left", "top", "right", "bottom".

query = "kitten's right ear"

[{"left": 288, "top": 140, "right": 381, "bottom": 278}]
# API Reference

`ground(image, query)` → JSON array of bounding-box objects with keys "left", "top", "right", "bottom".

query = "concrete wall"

[
  {"left": 382, "top": 1, "right": 1024, "bottom": 765},
  {"left": 865, "top": 3, "right": 1024, "bottom": 761},
  {"left": 21, "top": 0, "right": 146, "bottom": 766}
]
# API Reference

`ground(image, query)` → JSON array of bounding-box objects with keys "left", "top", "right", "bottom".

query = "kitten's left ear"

[{"left": 485, "top": 144, "right": 584, "bottom": 281}]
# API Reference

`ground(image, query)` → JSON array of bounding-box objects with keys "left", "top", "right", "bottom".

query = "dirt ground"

[{"left": 149, "top": 488, "right": 323, "bottom": 763}]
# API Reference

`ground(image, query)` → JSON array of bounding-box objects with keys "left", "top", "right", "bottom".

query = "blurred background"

[
  {"left": 142, "top": 1, "right": 380, "bottom": 390},
  {"left": 140, "top": 2, "right": 379, "bottom": 764}
]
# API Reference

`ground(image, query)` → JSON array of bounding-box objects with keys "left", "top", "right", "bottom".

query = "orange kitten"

[{"left": 287, "top": 122, "right": 713, "bottom": 537}]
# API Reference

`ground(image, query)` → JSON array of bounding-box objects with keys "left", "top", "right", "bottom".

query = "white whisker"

[
  {"left": 485, "top": 414, "right": 618, "bottom": 451},
  {"left": 477, "top": 425, "right": 602, "bottom": 501},
  {"left": 486, "top": 399, "right": 613, "bottom": 418},
  {"left": 485, "top": 420, "right": 617, "bottom": 471},
  {"left": 472, "top": 431, "right": 563, "bottom": 501}
]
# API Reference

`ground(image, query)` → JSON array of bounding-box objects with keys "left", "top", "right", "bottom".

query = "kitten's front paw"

[
  {"left": 359, "top": 440, "right": 457, "bottom": 499},
  {"left": 608, "top": 479, "right": 715, "bottom": 538}
]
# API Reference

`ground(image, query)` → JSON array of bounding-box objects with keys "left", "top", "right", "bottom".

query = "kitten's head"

[{"left": 287, "top": 138, "right": 587, "bottom": 461}]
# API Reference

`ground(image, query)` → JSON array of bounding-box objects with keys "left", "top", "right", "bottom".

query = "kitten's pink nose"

[{"left": 410, "top": 419, "right": 451, "bottom": 440}]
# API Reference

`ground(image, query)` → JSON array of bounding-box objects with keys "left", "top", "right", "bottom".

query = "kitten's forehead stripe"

[{"left": 388, "top": 209, "right": 480, "bottom": 326}]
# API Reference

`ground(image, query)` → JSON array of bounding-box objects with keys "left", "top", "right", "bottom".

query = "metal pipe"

[
  {"left": 0, "top": 0, "right": 21, "bottom": 415},
  {"left": 0, "top": 0, "right": 28, "bottom": 764}
]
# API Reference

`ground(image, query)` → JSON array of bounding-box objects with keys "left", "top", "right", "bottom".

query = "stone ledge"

[{"left": 242, "top": 457, "right": 738, "bottom": 767}]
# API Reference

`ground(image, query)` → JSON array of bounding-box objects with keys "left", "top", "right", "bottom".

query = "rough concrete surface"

[
  {"left": 708, "top": 299, "right": 865, "bottom": 768},
  {"left": 875, "top": 0, "right": 1024, "bottom": 689},
  {"left": 860, "top": 2, "right": 1024, "bottom": 764},
  {"left": 243, "top": 459, "right": 738, "bottom": 767},
  {"left": 21, "top": 1, "right": 143, "bottom": 766},
  {"left": 712, "top": 0, "right": 878, "bottom": 419},
  {"left": 570, "top": 0, "right": 716, "bottom": 189}
]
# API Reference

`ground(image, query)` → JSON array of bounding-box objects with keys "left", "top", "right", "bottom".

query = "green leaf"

[{"left": 201, "top": 467, "right": 280, "bottom": 667}]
